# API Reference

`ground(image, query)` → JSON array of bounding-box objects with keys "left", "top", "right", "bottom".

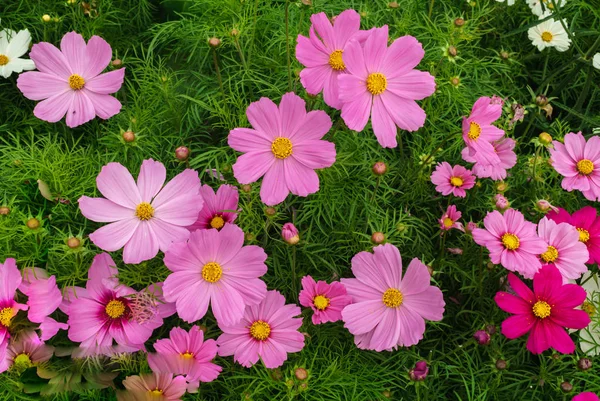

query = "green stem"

[
  {"left": 291, "top": 246, "right": 298, "bottom": 301},
  {"left": 212, "top": 48, "right": 224, "bottom": 96},
  {"left": 233, "top": 36, "right": 248, "bottom": 70},
  {"left": 428, "top": 0, "right": 435, "bottom": 18}
]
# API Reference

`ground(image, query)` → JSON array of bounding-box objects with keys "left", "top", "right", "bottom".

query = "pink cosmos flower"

[
  {"left": 472, "top": 209, "right": 547, "bottom": 279},
  {"left": 462, "top": 96, "right": 505, "bottom": 165},
  {"left": 430, "top": 162, "right": 476, "bottom": 198},
  {"left": 299, "top": 276, "right": 352, "bottom": 324},
  {"left": 17, "top": 31, "right": 124, "bottom": 128},
  {"left": 549, "top": 132, "right": 600, "bottom": 201},
  {"left": 163, "top": 223, "right": 267, "bottom": 326},
  {"left": 341, "top": 244, "right": 445, "bottom": 351},
  {"left": 118, "top": 373, "right": 187, "bottom": 401},
  {"left": 0, "top": 258, "right": 27, "bottom": 348},
  {"left": 495, "top": 265, "right": 590, "bottom": 354},
  {"left": 228, "top": 92, "right": 336, "bottom": 206},
  {"left": 439, "top": 205, "right": 464, "bottom": 231},
  {"left": 0, "top": 331, "right": 53, "bottom": 373},
  {"left": 217, "top": 290, "right": 304, "bottom": 368},
  {"left": 188, "top": 184, "right": 238, "bottom": 231},
  {"left": 79, "top": 159, "right": 203, "bottom": 264},
  {"left": 148, "top": 326, "right": 221, "bottom": 393},
  {"left": 462, "top": 137, "right": 517, "bottom": 180},
  {"left": 548, "top": 207, "right": 600, "bottom": 264},
  {"left": 296, "top": 9, "right": 361, "bottom": 109},
  {"left": 573, "top": 393, "right": 600, "bottom": 401},
  {"left": 338, "top": 26, "right": 435, "bottom": 148},
  {"left": 536, "top": 217, "right": 589, "bottom": 282},
  {"left": 282, "top": 222, "right": 300, "bottom": 245}
]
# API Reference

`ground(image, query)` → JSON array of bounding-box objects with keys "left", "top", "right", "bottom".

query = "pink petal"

[
  {"left": 333, "top": 9, "right": 361, "bottom": 49},
  {"left": 295, "top": 34, "right": 329, "bottom": 68},
  {"left": 65, "top": 91, "right": 96, "bottom": 128},
  {"left": 152, "top": 168, "right": 200, "bottom": 210},
  {"left": 310, "top": 12, "right": 335, "bottom": 50},
  {"left": 85, "top": 69, "right": 125, "bottom": 94},
  {"left": 339, "top": 88, "right": 372, "bottom": 132},
  {"left": 60, "top": 32, "right": 87, "bottom": 73},
  {"left": 148, "top": 219, "right": 191, "bottom": 252},
  {"left": 322, "top": 70, "right": 342, "bottom": 109},
  {"left": 0, "top": 258, "right": 21, "bottom": 301},
  {"left": 122, "top": 222, "right": 159, "bottom": 264},
  {"left": 96, "top": 162, "right": 142, "bottom": 208},
  {"left": 211, "top": 282, "right": 246, "bottom": 326},
  {"left": 299, "top": 65, "right": 330, "bottom": 96},
  {"left": 363, "top": 26, "right": 388, "bottom": 73},
  {"left": 260, "top": 161, "right": 289, "bottom": 206},
  {"left": 564, "top": 132, "right": 586, "bottom": 161},
  {"left": 89, "top": 218, "right": 139, "bottom": 252},
  {"left": 81, "top": 90, "right": 122, "bottom": 120},
  {"left": 247, "top": 97, "right": 281, "bottom": 138},
  {"left": 232, "top": 152, "right": 275, "bottom": 184},
  {"left": 501, "top": 314, "right": 534, "bottom": 339},
  {"left": 341, "top": 39, "right": 367, "bottom": 77},
  {"left": 381, "top": 35, "right": 425, "bottom": 80},
  {"left": 369, "top": 308, "right": 400, "bottom": 351},
  {"left": 33, "top": 90, "right": 73, "bottom": 123},
  {"left": 397, "top": 306, "right": 426, "bottom": 347},
  {"left": 137, "top": 159, "right": 166, "bottom": 203},
  {"left": 380, "top": 91, "right": 426, "bottom": 132},
  {"left": 164, "top": 274, "right": 211, "bottom": 323},
  {"left": 283, "top": 157, "right": 319, "bottom": 197},
  {"left": 83, "top": 36, "right": 112, "bottom": 79},
  {"left": 16, "top": 72, "right": 69, "bottom": 101},
  {"left": 507, "top": 273, "right": 535, "bottom": 302},
  {"left": 494, "top": 292, "right": 531, "bottom": 314},
  {"left": 399, "top": 258, "right": 430, "bottom": 295},
  {"left": 29, "top": 42, "right": 72, "bottom": 77},
  {"left": 371, "top": 95, "right": 397, "bottom": 148},
  {"left": 386, "top": 70, "right": 435, "bottom": 100},
  {"left": 550, "top": 308, "right": 590, "bottom": 329},
  {"left": 260, "top": 339, "right": 290, "bottom": 369},
  {"left": 403, "top": 286, "right": 444, "bottom": 321},
  {"left": 279, "top": 92, "right": 307, "bottom": 138},
  {"left": 228, "top": 128, "right": 271, "bottom": 153},
  {"left": 342, "top": 300, "right": 385, "bottom": 335},
  {"left": 292, "top": 140, "right": 336, "bottom": 169}
]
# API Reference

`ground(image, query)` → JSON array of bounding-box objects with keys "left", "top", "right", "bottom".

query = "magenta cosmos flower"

[
  {"left": 549, "top": 132, "right": 600, "bottom": 201},
  {"left": 462, "top": 96, "right": 505, "bottom": 165},
  {"left": 536, "top": 217, "right": 588, "bottom": 281},
  {"left": 163, "top": 223, "right": 267, "bottom": 326},
  {"left": 495, "top": 265, "right": 590, "bottom": 354},
  {"left": 462, "top": 137, "right": 517, "bottom": 180},
  {"left": 341, "top": 244, "right": 445, "bottom": 351},
  {"left": 548, "top": 207, "right": 600, "bottom": 264},
  {"left": 0, "top": 258, "right": 27, "bottom": 348},
  {"left": 79, "top": 159, "right": 203, "bottom": 264},
  {"left": 472, "top": 209, "right": 547, "bottom": 279},
  {"left": 118, "top": 373, "right": 187, "bottom": 401},
  {"left": 229, "top": 92, "right": 336, "bottom": 206},
  {"left": 430, "top": 162, "right": 476, "bottom": 198},
  {"left": 299, "top": 275, "right": 352, "bottom": 324},
  {"left": 439, "top": 205, "right": 464, "bottom": 232},
  {"left": 573, "top": 393, "right": 600, "bottom": 401},
  {"left": 148, "top": 326, "right": 221, "bottom": 392},
  {"left": 0, "top": 331, "right": 53, "bottom": 373},
  {"left": 338, "top": 26, "right": 435, "bottom": 148},
  {"left": 188, "top": 184, "right": 238, "bottom": 231},
  {"left": 296, "top": 9, "right": 361, "bottom": 109},
  {"left": 217, "top": 290, "right": 304, "bottom": 369},
  {"left": 17, "top": 31, "right": 124, "bottom": 128}
]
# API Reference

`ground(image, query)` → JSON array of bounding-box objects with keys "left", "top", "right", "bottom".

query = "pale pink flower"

[
  {"left": 0, "top": 258, "right": 27, "bottom": 348},
  {"left": 439, "top": 205, "right": 464, "bottom": 231},
  {"left": 299, "top": 276, "right": 352, "bottom": 324},
  {"left": 0, "top": 331, "right": 53, "bottom": 373},
  {"left": 462, "top": 137, "right": 517, "bottom": 180},
  {"left": 188, "top": 184, "right": 238, "bottom": 231},
  {"left": 118, "top": 373, "right": 187, "bottom": 401},
  {"left": 430, "top": 162, "right": 476, "bottom": 198},
  {"left": 17, "top": 32, "right": 124, "bottom": 128},
  {"left": 462, "top": 96, "right": 505, "bottom": 165},
  {"left": 79, "top": 159, "right": 203, "bottom": 264}
]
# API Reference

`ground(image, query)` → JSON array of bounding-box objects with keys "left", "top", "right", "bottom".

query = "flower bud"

[
  {"left": 26, "top": 218, "right": 40, "bottom": 230},
  {"left": 371, "top": 232, "right": 385, "bottom": 244},
  {"left": 241, "top": 184, "right": 252, "bottom": 193},
  {"left": 536, "top": 199, "right": 557, "bottom": 213},
  {"left": 450, "top": 77, "right": 460, "bottom": 86},
  {"left": 495, "top": 181, "right": 508, "bottom": 193},
  {"left": 473, "top": 330, "right": 491, "bottom": 345},
  {"left": 500, "top": 51, "right": 510, "bottom": 60},
  {"left": 175, "top": 146, "right": 190, "bottom": 161},
  {"left": 208, "top": 37, "right": 221, "bottom": 48},
  {"left": 67, "top": 237, "right": 81, "bottom": 249},
  {"left": 0, "top": 207, "right": 9, "bottom": 216},
  {"left": 448, "top": 45, "right": 457, "bottom": 57},
  {"left": 388, "top": 1, "right": 399, "bottom": 7},
  {"left": 382, "top": 390, "right": 392, "bottom": 398},
  {"left": 538, "top": 132, "right": 552, "bottom": 146},
  {"left": 465, "top": 222, "right": 477, "bottom": 234},
  {"left": 578, "top": 358, "right": 592, "bottom": 371},
  {"left": 409, "top": 361, "right": 429, "bottom": 381},
  {"left": 535, "top": 95, "right": 548, "bottom": 107},
  {"left": 42, "top": 14, "right": 51, "bottom": 22},
  {"left": 122, "top": 131, "right": 135, "bottom": 143},
  {"left": 454, "top": 18, "right": 465, "bottom": 27},
  {"left": 560, "top": 382, "right": 573, "bottom": 393},
  {"left": 495, "top": 359, "right": 507, "bottom": 370},
  {"left": 301, "top": 0, "right": 312, "bottom": 5},
  {"left": 359, "top": 11, "right": 367, "bottom": 17},
  {"left": 294, "top": 368, "right": 308, "bottom": 381},
  {"left": 271, "top": 368, "right": 283, "bottom": 381},
  {"left": 427, "top": 265, "right": 434, "bottom": 276},
  {"left": 111, "top": 59, "right": 122, "bottom": 67},
  {"left": 372, "top": 161, "right": 387, "bottom": 176},
  {"left": 231, "top": 29, "right": 240, "bottom": 36},
  {"left": 282, "top": 223, "right": 300, "bottom": 245},
  {"left": 245, "top": 233, "right": 255, "bottom": 241},
  {"left": 494, "top": 194, "right": 509, "bottom": 211},
  {"left": 486, "top": 324, "right": 496, "bottom": 335},
  {"left": 265, "top": 207, "right": 276, "bottom": 217}
]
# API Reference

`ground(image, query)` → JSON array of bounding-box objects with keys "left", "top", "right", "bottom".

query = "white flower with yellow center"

[
  {"left": 0, "top": 28, "right": 36, "bottom": 78},
  {"left": 527, "top": 0, "right": 566, "bottom": 16},
  {"left": 579, "top": 271, "right": 600, "bottom": 356},
  {"left": 528, "top": 13, "right": 571, "bottom": 52}
]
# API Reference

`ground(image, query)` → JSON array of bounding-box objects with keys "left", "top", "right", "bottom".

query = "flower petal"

[{"left": 85, "top": 69, "right": 125, "bottom": 94}]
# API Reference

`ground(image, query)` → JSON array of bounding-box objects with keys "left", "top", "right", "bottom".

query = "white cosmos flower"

[
  {"left": 0, "top": 28, "right": 36, "bottom": 78},
  {"left": 578, "top": 271, "right": 600, "bottom": 356},
  {"left": 593, "top": 53, "right": 600, "bottom": 70},
  {"left": 527, "top": 0, "right": 566, "bottom": 16},
  {"left": 496, "top": 0, "right": 516, "bottom": 5},
  {"left": 528, "top": 13, "right": 571, "bottom": 52}
]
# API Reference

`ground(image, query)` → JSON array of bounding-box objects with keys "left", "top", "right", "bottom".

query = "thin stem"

[
  {"left": 419, "top": 131, "right": 460, "bottom": 172},
  {"left": 285, "top": 0, "right": 293, "bottom": 91},
  {"left": 291, "top": 246, "right": 298, "bottom": 301},
  {"left": 212, "top": 48, "right": 224, "bottom": 96},
  {"left": 233, "top": 36, "right": 248, "bottom": 70},
  {"left": 428, "top": 0, "right": 435, "bottom": 19}
]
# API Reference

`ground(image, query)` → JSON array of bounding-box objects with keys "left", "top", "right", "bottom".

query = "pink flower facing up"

[
  {"left": 439, "top": 205, "right": 464, "bottom": 232},
  {"left": 495, "top": 265, "right": 590, "bottom": 354},
  {"left": 299, "top": 276, "right": 352, "bottom": 324},
  {"left": 17, "top": 32, "right": 124, "bottom": 128},
  {"left": 430, "top": 162, "right": 476, "bottom": 198},
  {"left": 163, "top": 223, "right": 267, "bottom": 327},
  {"left": 79, "top": 159, "right": 203, "bottom": 264},
  {"left": 462, "top": 137, "right": 517, "bottom": 180},
  {"left": 338, "top": 26, "right": 435, "bottom": 148},
  {"left": 296, "top": 9, "right": 361, "bottom": 109},
  {"left": 549, "top": 132, "right": 600, "bottom": 201},
  {"left": 0, "top": 331, "right": 54, "bottom": 373},
  {"left": 573, "top": 393, "right": 600, "bottom": 401},
  {"left": 118, "top": 373, "right": 187, "bottom": 401},
  {"left": 188, "top": 184, "right": 238, "bottom": 231},
  {"left": 462, "top": 96, "right": 505, "bottom": 165},
  {"left": 548, "top": 207, "right": 600, "bottom": 264},
  {"left": 228, "top": 92, "right": 336, "bottom": 206},
  {"left": 0, "top": 259, "right": 27, "bottom": 348},
  {"left": 472, "top": 209, "right": 547, "bottom": 279},
  {"left": 148, "top": 326, "right": 221, "bottom": 393},
  {"left": 217, "top": 290, "right": 304, "bottom": 369},
  {"left": 536, "top": 217, "right": 589, "bottom": 282},
  {"left": 341, "top": 244, "right": 445, "bottom": 351}
]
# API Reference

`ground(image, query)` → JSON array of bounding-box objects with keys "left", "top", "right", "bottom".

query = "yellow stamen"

[
  {"left": 250, "top": 320, "right": 271, "bottom": 341},
  {"left": 532, "top": 301, "right": 551, "bottom": 319},
  {"left": 149, "top": 389, "right": 164, "bottom": 396},
  {"left": 541, "top": 32, "right": 553, "bottom": 43},
  {"left": 382, "top": 288, "right": 403, "bottom": 308},
  {"left": 443, "top": 217, "right": 454, "bottom": 228},
  {"left": 540, "top": 245, "right": 559, "bottom": 263},
  {"left": 577, "top": 228, "right": 590, "bottom": 243},
  {"left": 577, "top": 159, "right": 594, "bottom": 175},
  {"left": 0, "top": 55, "right": 9, "bottom": 66},
  {"left": 366, "top": 73, "right": 387, "bottom": 95},
  {"left": 582, "top": 301, "right": 596, "bottom": 317},
  {"left": 450, "top": 176, "right": 464, "bottom": 187},
  {"left": 0, "top": 307, "right": 13, "bottom": 327},
  {"left": 210, "top": 215, "right": 225, "bottom": 229},
  {"left": 202, "top": 262, "right": 223, "bottom": 283},
  {"left": 13, "top": 353, "right": 32, "bottom": 368},
  {"left": 68, "top": 74, "right": 85, "bottom": 90},
  {"left": 135, "top": 202, "right": 155, "bottom": 221},
  {"left": 468, "top": 122, "right": 481, "bottom": 140},
  {"left": 271, "top": 137, "right": 293, "bottom": 159},
  {"left": 313, "top": 295, "right": 330, "bottom": 311},
  {"left": 328, "top": 50, "right": 345, "bottom": 71},
  {"left": 105, "top": 300, "right": 126, "bottom": 319},
  {"left": 501, "top": 233, "right": 520, "bottom": 250},
  {"left": 181, "top": 351, "right": 194, "bottom": 359}
]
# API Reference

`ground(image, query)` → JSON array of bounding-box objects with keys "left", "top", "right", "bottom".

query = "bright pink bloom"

[
  {"left": 0, "top": 331, "right": 53, "bottom": 373},
  {"left": 430, "top": 162, "right": 476, "bottom": 198},
  {"left": 0, "top": 258, "right": 27, "bottom": 348},
  {"left": 573, "top": 393, "right": 600, "bottom": 401},
  {"left": 217, "top": 290, "right": 304, "bottom": 368},
  {"left": 299, "top": 276, "right": 352, "bottom": 324},
  {"left": 79, "top": 159, "right": 203, "bottom": 264},
  {"left": 338, "top": 26, "right": 435, "bottom": 148},
  {"left": 439, "top": 205, "right": 464, "bottom": 231},
  {"left": 296, "top": 9, "right": 361, "bottom": 109},
  {"left": 163, "top": 223, "right": 267, "bottom": 326},
  {"left": 17, "top": 32, "right": 124, "bottom": 128},
  {"left": 341, "top": 244, "right": 445, "bottom": 351},
  {"left": 462, "top": 96, "right": 505, "bottom": 165},
  {"left": 228, "top": 92, "right": 336, "bottom": 206},
  {"left": 282, "top": 222, "right": 300, "bottom": 245},
  {"left": 472, "top": 209, "right": 547, "bottom": 279},
  {"left": 495, "top": 265, "right": 590, "bottom": 354},
  {"left": 536, "top": 217, "right": 589, "bottom": 281},
  {"left": 549, "top": 132, "right": 600, "bottom": 201},
  {"left": 548, "top": 207, "right": 600, "bottom": 264},
  {"left": 118, "top": 373, "right": 187, "bottom": 401},
  {"left": 148, "top": 326, "right": 221, "bottom": 392},
  {"left": 462, "top": 137, "right": 517, "bottom": 180},
  {"left": 188, "top": 184, "right": 238, "bottom": 231}
]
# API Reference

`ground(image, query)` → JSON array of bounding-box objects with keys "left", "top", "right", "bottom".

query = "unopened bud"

[
  {"left": 500, "top": 51, "right": 510, "bottom": 60},
  {"left": 282, "top": 223, "right": 300, "bottom": 245},
  {"left": 271, "top": 368, "right": 283, "bottom": 381},
  {"left": 208, "top": 37, "right": 221, "bottom": 48},
  {"left": 111, "top": 59, "right": 122, "bottom": 67},
  {"left": 265, "top": 207, "right": 276, "bottom": 217},
  {"left": 486, "top": 325, "right": 496, "bottom": 335},
  {"left": 301, "top": 0, "right": 312, "bottom": 5},
  {"left": 294, "top": 368, "right": 308, "bottom": 380},
  {"left": 465, "top": 222, "right": 477, "bottom": 234},
  {"left": 241, "top": 184, "right": 252, "bottom": 193},
  {"left": 245, "top": 233, "right": 255, "bottom": 242},
  {"left": 494, "top": 194, "right": 509, "bottom": 211},
  {"left": 454, "top": 18, "right": 465, "bottom": 27},
  {"left": 409, "top": 361, "right": 429, "bottom": 381},
  {"left": 450, "top": 77, "right": 460, "bottom": 86},
  {"left": 473, "top": 330, "right": 491, "bottom": 345},
  {"left": 359, "top": 11, "right": 367, "bottom": 17},
  {"left": 26, "top": 218, "right": 40, "bottom": 230},
  {"left": 122, "top": 131, "right": 135, "bottom": 143},
  {"left": 495, "top": 359, "right": 507, "bottom": 370},
  {"left": 388, "top": 1, "right": 399, "bottom": 8},
  {"left": 371, "top": 232, "right": 385, "bottom": 244},
  {"left": 372, "top": 161, "right": 387, "bottom": 176},
  {"left": 382, "top": 390, "right": 392, "bottom": 398},
  {"left": 42, "top": 14, "right": 51, "bottom": 22},
  {"left": 231, "top": 29, "right": 240, "bottom": 36},
  {"left": 67, "top": 237, "right": 81, "bottom": 249},
  {"left": 495, "top": 181, "right": 508, "bottom": 192},
  {"left": 536, "top": 95, "right": 548, "bottom": 107},
  {"left": 560, "top": 382, "right": 573, "bottom": 393},
  {"left": 448, "top": 45, "right": 457, "bottom": 57},
  {"left": 536, "top": 200, "right": 555, "bottom": 212},
  {"left": 0, "top": 207, "right": 10, "bottom": 216},
  {"left": 539, "top": 132, "right": 552, "bottom": 146},
  {"left": 175, "top": 146, "right": 190, "bottom": 161},
  {"left": 578, "top": 358, "right": 592, "bottom": 371}
]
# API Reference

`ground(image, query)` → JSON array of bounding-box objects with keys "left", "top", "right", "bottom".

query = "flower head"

[
  {"left": 573, "top": 393, "right": 600, "bottom": 401},
  {"left": 409, "top": 361, "right": 429, "bottom": 381},
  {"left": 461, "top": 97, "right": 505, "bottom": 165},
  {"left": 118, "top": 373, "right": 187, "bottom": 401},
  {"left": 439, "top": 205, "right": 464, "bottom": 231},
  {"left": 0, "top": 331, "right": 53, "bottom": 373},
  {"left": 548, "top": 207, "right": 600, "bottom": 264},
  {"left": 299, "top": 276, "right": 352, "bottom": 324},
  {"left": 528, "top": 14, "right": 571, "bottom": 52},
  {"left": 0, "top": 28, "right": 35, "bottom": 78},
  {"left": 0, "top": 259, "right": 27, "bottom": 349},
  {"left": 473, "top": 330, "right": 491, "bottom": 345},
  {"left": 188, "top": 184, "right": 238, "bottom": 231},
  {"left": 527, "top": 0, "right": 566, "bottom": 16},
  {"left": 282, "top": 223, "right": 300, "bottom": 245},
  {"left": 462, "top": 137, "right": 517, "bottom": 180},
  {"left": 430, "top": 162, "right": 476, "bottom": 198}
]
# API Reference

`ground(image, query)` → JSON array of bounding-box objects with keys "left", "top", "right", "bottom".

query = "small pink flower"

[
  {"left": 0, "top": 259, "right": 27, "bottom": 349},
  {"left": 338, "top": 26, "right": 435, "bottom": 148},
  {"left": 472, "top": 209, "right": 547, "bottom": 278},
  {"left": 299, "top": 276, "right": 352, "bottom": 324},
  {"left": 282, "top": 223, "right": 300, "bottom": 245},
  {"left": 549, "top": 132, "right": 600, "bottom": 201},
  {"left": 228, "top": 92, "right": 336, "bottom": 206},
  {"left": 548, "top": 206, "right": 600, "bottom": 264},
  {"left": 495, "top": 265, "right": 590, "bottom": 354},
  {"left": 439, "top": 205, "right": 464, "bottom": 231},
  {"left": 409, "top": 361, "right": 429, "bottom": 381},
  {"left": 573, "top": 393, "right": 600, "bottom": 401},
  {"left": 79, "top": 159, "right": 203, "bottom": 264},
  {"left": 462, "top": 138, "right": 517, "bottom": 180},
  {"left": 0, "top": 331, "right": 54, "bottom": 373},
  {"left": 473, "top": 330, "right": 491, "bottom": 345},
  {"left": 430, "top": 162, "right": 476, "bottom": 198},
  {"left": 118, "top": 373, "right": 187, "bottom": 401},
  {"left": 17, "top": 32, "right": 125, "bottom": 128},
  {"left": 187, "top": 184, "right": 238, "bottom": 231},
  {"left": 296, "top": 9, "right": 361, "bottom": 109},
  {"left": 462, "top": 96, "right": 505, "bottom": 165}
]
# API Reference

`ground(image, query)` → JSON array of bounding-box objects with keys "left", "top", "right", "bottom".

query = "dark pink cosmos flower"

[{"left": 548, "top": 207, "right": 600, "bottom": 265}]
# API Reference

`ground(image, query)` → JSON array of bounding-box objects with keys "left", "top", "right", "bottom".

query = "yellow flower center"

[
  {"left": 210, "top": 215, "right": 225, "bottom": 229},
  {"left": 68, "top": 74, "right": 85, "bottom": 90},
  {"left": 577, "top": 159, "right": 594, "bottom": 175},
  {"left": 0, "top": 307, "right": 13, "bottom": 327},
  {"left": 13, "top": 353, "right": 32, "bottom": 368},
  {"left": 105, "top": 300, "right": 126, "bottom": 319},
  {"left": 468, "top": 122, "right": 481, "bottom": 140},
  {"left": 532, "top": 300, "right": 551, "bottom": 319},
  {"left": 443, "top": 217, "right": 454, "bottom": 228},
  {"left": 181, "top": 351, "right": 194, "bottom": 359},
  {"left": 202, "top": 262, "right": 223, "bottom": 283},
  {"left": 250, "top": 320, "right": 271, "bottom": 341},
  {"left": 541, "top": 31, "right": 553, "bottom": 42},
  {"left": 0, "top": 55, "right": 9, "bottom": 66},
  {"left": 149, "top": 389, "right": 164, "bottom": 396},
  {"left": 577, "top": 228, "right": 590, "bottom": 243},
  {"left": 540, "top": 245, "right": 559, "bottom": 263},
  {"left": 366, "top": 73, "right": 387, "bottom": 95},
  {"left": 382, "top": 288, "right": 403, "bottom": 308},
  {"left": 271, "top": 137, "right": 293, "bottom": 159},
  {"left": 501, "top": 233, "right": 520, "bottom": 250},
  {"left": 135, "top": 202, "right": 154, "bottom": 221},
  {"left": 328, "top": 50, "right": 345, "bottom": 71},
  {"left": 450, "top": 176, "right": 464, "bottom": 187},
  {"left": 582, "top": 301, "right": 596, "bottom": 317},
  {"left": 313, "top": 295, "right": 330, "bottom": 311}
]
